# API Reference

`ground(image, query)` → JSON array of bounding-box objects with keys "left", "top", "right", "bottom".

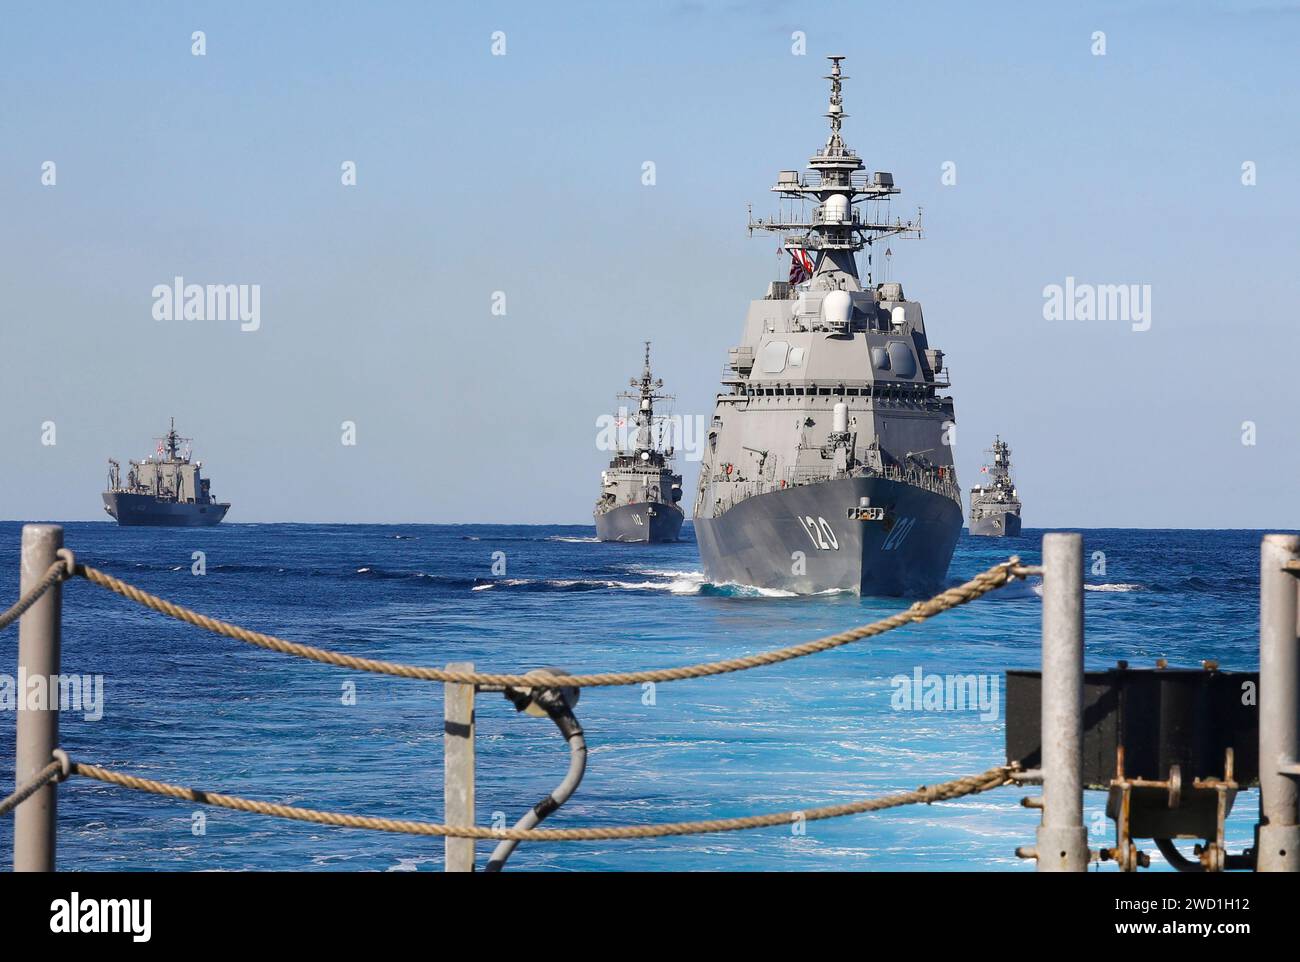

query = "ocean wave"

[
  {"left": 1029, "top": 581, "right": 1146, "bottom": 596},
  {"left": 699, "top": 581, "right": 799, "bottom": 598},
  {"left": 625, "top": 566, "right": 703, "bottom": 578},
  {"left": 471, "top": 578, "right": 531, "bottom": 591},
  {"left": 468, "top": 571, "right": 836, "bottom": 598},
  {"left": 462, "top": 534, "right": 598, "bottom": 543},
  {"left": 627, "top": 566, "right": 851, "bottom": 598},
  {"left": 472, "top": 575, "right": 703, "bottom": 595},
  {"left": 352, "top": 567, "right": 480, "bottom": 589}
]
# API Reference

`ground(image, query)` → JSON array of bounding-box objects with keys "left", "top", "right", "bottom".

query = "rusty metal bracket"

[{"left": 1104, "top": 747, "right": 1243, "bottom": 872}]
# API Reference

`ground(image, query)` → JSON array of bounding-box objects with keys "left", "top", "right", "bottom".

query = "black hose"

[{"left": 1154, "top": 838, "right": 1204, "bottom": 872}]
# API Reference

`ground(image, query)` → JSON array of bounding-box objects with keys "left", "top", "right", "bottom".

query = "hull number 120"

[{"left": 799, "top": 516, "right": 839, "bottom": 550}]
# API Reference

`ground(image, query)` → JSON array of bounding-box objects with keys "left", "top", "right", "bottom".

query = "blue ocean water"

[{"left": 0, "top": 522, "right": 1279, "bottom": 871}]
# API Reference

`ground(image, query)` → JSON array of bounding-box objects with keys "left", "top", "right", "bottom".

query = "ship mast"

[
  {"left": 155, "top": 417, "right": 192, "bottom": 462},
  {"left": 747, "top": 55, "right": 922, "bottom": 286},
  {"left": 618, "top": 341, "right": 674, "bottom": 456},
  {"left": 991, "top": 436, "right": 1010, "bottom": 477}
]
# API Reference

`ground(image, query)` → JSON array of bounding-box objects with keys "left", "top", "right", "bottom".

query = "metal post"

[
  {"left": 444, "top": 662, "right": 476, "bottom": 872},
  {"left": 1036, "top": 532, "right": 1089, "bottom": 871},
  {"left": 1258, "top": 534, "right": 1300, "bottom": 871},
  {"left": 14, "top": 523, "right": 63, "bottom": 872}
]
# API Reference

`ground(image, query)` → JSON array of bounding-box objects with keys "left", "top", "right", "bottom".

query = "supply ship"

[{"left": 103, "top": 419, "right": 230, "bottom": 526}]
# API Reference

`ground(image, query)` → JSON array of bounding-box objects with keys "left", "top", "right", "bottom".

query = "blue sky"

[{"left": 2, "top": 0, "right": 1296, "bottom": 525}]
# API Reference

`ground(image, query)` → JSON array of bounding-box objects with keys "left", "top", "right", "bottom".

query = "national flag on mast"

[{"left": 788, "top": 248, "right": 814, "bottom": 285}]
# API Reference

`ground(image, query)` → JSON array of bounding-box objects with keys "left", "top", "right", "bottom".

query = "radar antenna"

[
  {"left": 824, "top": 55, "right": 847, "bottom": 151},
  {"left": 616, "top": 341, "right": 674, "bottom": 456},
  {"left": 746, "top": 56, "right": 923, "bottom": 285},
  {"left": 154, "top": 417, "right": 193, "bottom": 462}
]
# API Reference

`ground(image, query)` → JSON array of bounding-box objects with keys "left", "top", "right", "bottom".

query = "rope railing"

[
  {"left": 69, "top": 556, "right": 1035, "bottom": 687},
  {"left": 0, "top": 756, "right": 67, "bottom": 817},
  {"left": 66, "top": 757, "right": 1016, "bottom": 840},
  {"left": 3, "top": 541, "right": 1038, "bottom": 866},
  {"left": 0, "top": 559, "right": 67, "bottom": 632}
]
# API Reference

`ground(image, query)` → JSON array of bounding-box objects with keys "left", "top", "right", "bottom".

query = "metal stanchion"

[
  {"left": 444, "top": 662, "right": 476, "bottom": 872},
  {"left": 14, "top": 524, "right": 63, "bottom": 872},
  {"left": 1257, "top": 534, "right": 1299, "bottom": 871},
  {"left": 1035, "top": 532, "right": 1089, "bottom": 871}
]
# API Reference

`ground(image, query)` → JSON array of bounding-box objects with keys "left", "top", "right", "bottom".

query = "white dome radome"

[
  {"left": 822, "top": 193, "right": 850, "bottom": 223},
  {"left": 821, "top": 289, "right": 851, "bottom": 326}
]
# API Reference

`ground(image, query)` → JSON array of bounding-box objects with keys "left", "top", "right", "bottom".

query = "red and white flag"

[{"left": 788, "top": 248, "right": 814, "bottom": 285}]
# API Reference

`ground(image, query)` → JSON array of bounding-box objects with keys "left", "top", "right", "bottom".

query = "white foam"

[
  {"left": 1030, "top": 581, "right": 1144, "bottom": 596},
  {"left": 472, "top": 578, "right": 531, "bottom": 591},
  {"left": 710, "top": 581, "right": 799, "bottom": 598}
]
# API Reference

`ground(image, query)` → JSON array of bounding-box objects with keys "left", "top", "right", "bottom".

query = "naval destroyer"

[
  {"left": 694, "top": 57, "right": 962, "bottom": 596},
  {"left": 594, "top": 343, "right": 684, "bottom": 543},
  {"left": 968, "top": 436, "right": 1022, "bottom": 537},
  {"left": 103, "top": 419, "right": 230, "bottom": 526}
]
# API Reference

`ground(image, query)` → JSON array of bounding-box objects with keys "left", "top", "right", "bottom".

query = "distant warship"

[
  {"left": 968, "top": 436, "right": 1022, "bottom": 537},
  {"left": 594, "top": 343, "right": 684, "bottom": 543},
  {"left": 103, "top": 419, "right": 230, "bottom": 526},
  {"left": 694, "top": 57, "right": 962, "bottom": 596}
]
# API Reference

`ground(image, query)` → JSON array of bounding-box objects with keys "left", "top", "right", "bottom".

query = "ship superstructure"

[
  {"left": 103, "top": 419, "right": 230, "bottom": 526},
  {"left": 969, "top": 436, "right": 1022, "bottom": 537},
  {"left": 594, "top": 343, "right": 684, "bottom": 543},
  {"left": 693, "top": 57, "right": 962, "bottom": 595}
]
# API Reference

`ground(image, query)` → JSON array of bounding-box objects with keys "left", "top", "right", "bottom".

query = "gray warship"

[
  {"left": 594, "top": 343, "right": 684, "bottom": 543},
  {"left": 103, "top": 419, "right": 230, "bottom": 526},
  {"left": 693, "top": 57, "right": 962, "bottom": 596},
  {"left": 968, "top": 436, "right": 1022, "bottom": 537}
]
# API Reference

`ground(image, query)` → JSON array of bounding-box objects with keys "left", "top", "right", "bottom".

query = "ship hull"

[
  {"left": 594, "top": 502, "right": 684, "bottom": 543},
  {"left": 695, "top": 476, "right": 961, "bottom": 597},
  {"left": 969, "top": 511, "right": 1022, "bottom": 538},
  {"left": 103, "top": 492, "right": 229, "bottom": 527}
]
